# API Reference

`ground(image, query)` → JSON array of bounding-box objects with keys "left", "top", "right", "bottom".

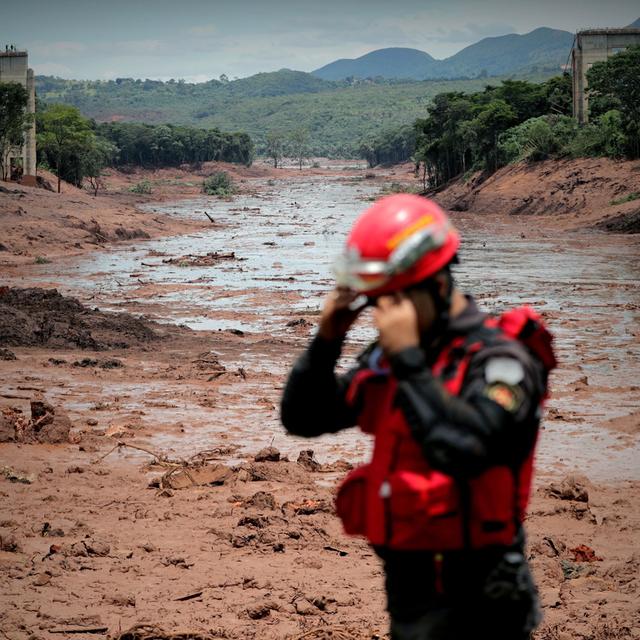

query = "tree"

[
  {"left": 289, "top": 127, "right": 309, "bottom": 170},
  {"left": 0, "top": 82, "right": 31, "bottom": 181},
  {"left": 265, "top": 130, "right": 285, "bottom": 168},
  {"left": 82, "top": 137, "right": 117, "bottom": 196},
  {"left": 37, "top": 104, "right": 94, "bottom": 192},
  {"left": 587, "top": 45, "right": 640, "bottom": 158}
]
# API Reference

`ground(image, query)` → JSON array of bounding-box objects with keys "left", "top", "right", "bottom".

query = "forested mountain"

[
  {"left": 313, "top": 27, "right": 574, "bottom": 80},
  {"left": 36, "top": 70, "right": 554, "bottom": 158},
  {"left": 313, "top": 48, "right": 438, "bottom": 81}
]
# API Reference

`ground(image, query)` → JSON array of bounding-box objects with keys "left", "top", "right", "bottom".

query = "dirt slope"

[{"left": 434, "top": 158, "right": 640, "bottom": 232}]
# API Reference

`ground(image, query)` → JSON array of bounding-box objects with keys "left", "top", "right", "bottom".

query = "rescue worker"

[{"left": 280, "top": 194, "right": 556, "bottom": 640}]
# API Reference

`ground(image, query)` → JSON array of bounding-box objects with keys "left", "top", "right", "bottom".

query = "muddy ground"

[{"left": 1, "top": 161, "right": 639, "bottom": 639}]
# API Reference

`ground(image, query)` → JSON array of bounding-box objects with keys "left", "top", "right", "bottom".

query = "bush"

[
  {"left": 202, "top": 171, "right": 235, "bottom": 196},
  {"left": 565, "top": 110, "right": 626, "bottom": 159},
  {"left": 499, "top": 115, "right": 577, "bottom": 164},
  {"left": 129, "top": 179, "right": 153, "bottom": 194}
]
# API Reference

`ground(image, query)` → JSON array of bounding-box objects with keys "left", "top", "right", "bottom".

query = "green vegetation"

[
  {"left": 587, "top": 45, "right": 640, "bottom": 158},
  {"left": 0, "top": 82, "right": 32, "bottom": 180},
  {"left": 202, "top": 171, "right": 235, "bottom": 196},
  {"left": 95, "top": 122, "right": 254, "bottom": 168},
  {"left": 34, "top": 256, "right": 51, "bottom": 264},
  {"left": 129, "top": 179, "right": 153, "bottom": 194},
  {"left": 35, "top": 70, "right": 555, "bottom": 158},
  {"left": 610, "top": 192, "right": 639, "bottom": 206},
  {"left": 36, "top": 103, "right": 254, "bottom": 193},
  {"left": 37, "top": 104, "right": 102, "bottom": 193}
]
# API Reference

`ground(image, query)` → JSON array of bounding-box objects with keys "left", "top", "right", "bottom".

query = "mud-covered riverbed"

[{"left": 1, "top": 172, "right": 639, "bottom": 640}]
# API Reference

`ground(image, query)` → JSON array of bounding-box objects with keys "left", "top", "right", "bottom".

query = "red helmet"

[{"left": 334, "top": 194, "right": 460, "bottom": 296}]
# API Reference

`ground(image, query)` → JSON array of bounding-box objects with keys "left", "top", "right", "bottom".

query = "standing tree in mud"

[
  {"left": 265, "top": 130, "right": 285, "bottom": 168},
  {"left": 37, "top": 104, "right": 94, "bottom": 193},
  {"left": 0, "top": 82, "right": 31, "bottom": 181},
  {"left": 289, "top": 127, "right": 310, "bottom": 170},
  {"left": 82, "top": 137, "right": 118, "bottom": 196}
]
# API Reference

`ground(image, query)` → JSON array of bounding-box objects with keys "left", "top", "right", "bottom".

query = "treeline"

[
  {"left": 362, "top": 45, "right": 640, "bottom": 187},
  {"left": 359, "top": 126, "right": 416, "bottom": 168},
  {"left": 94, "top": 122, "right": 253, "bottom": 168},
  {"left": 414, "top": 75, "right": 572, "bottom": 185},
  {"left": 33, "top": 103, "right": 254, "bottom": 193}
]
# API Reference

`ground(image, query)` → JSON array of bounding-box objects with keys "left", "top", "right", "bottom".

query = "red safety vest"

[{"left": 336, "top": 306, "right": 556, "bottom": 551}]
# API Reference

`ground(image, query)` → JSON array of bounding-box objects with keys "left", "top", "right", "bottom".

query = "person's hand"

[
  {"left": 373, "top": 294, "right": 420, "bottom": 355},
  {"left": 318, "top": 287, "right": 366, "bottom": 341}
]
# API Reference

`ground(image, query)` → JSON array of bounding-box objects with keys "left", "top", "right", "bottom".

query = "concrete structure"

[
  {"left": 0, "top": 47, "right": 36, "bottom": 179},
  {"left": 572, "top": 28, "right": 640, "bottom": 123}
]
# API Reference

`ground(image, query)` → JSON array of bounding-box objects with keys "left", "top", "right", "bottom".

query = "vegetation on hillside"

[
  {"left": 35, "top": 70, "right": 555, "bottom": 158},
  {"left": 361, "top": 49, "right": 638, "bottom": 189},
  {"left": 36, "top": 103, "right": 254, "bottom": 193}
]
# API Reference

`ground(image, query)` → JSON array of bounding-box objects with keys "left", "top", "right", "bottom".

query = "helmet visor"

[{"left": 334, "top": 220, "right": 451, "bottom": 292}]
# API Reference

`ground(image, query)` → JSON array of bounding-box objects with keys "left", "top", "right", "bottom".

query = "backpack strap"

[{"left": 498, "top": 306, "right": 557, "bottom": 374}]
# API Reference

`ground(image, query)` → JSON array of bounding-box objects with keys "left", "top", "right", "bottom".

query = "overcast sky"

[{"left": 2, "top": 0, "right": 639, "bottom": 81}]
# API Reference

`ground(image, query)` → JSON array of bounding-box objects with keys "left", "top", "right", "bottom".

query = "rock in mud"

[
  {"left": 254, "top": 446, "right": 280, "bottom": 462},
  {"left": 0, "top": 347, "right": 16, "bottom": 360},
  {"left": 29, "top": 399, "right": 72, "bottom": 444},
  {"left": 547, "top": 475, "right": 589, "bottom": 503},
  {"left": 0, "top": 532, "right": 21, "bottom": 552},
  {"left": 244, "top": 491, "right": 277, "bottom": 510}
]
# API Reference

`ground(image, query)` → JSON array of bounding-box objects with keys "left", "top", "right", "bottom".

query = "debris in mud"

[
  {"left": 244, "top": 491, "right": 277, "bottom": 510},
  {"left": 570, "top": 544, "right": 603, "bottom": 562},
  {"left": 1, "top": 398, "right": 72, "bottom": 444},
  {"left": 162, "top": 251, "right": 243, "bottom": 266},
  {"left": 0, "top": 347, "right": 16, "bottom": 360},
  {"left": 0, "top": 287, "right": 158, "bottom": 349},
  {"left": 0, "top": 465, "right": 35, "bottom": 484},
  {"left": 0, "top": 532, "right": 21, "bottom": 552},
  {"left": 287, "top": 317, "right": 313, "bottom": 329},
  {"left": 73, "top": 357, "right": 124, "bottom": 369},
  {"left": 67, "top": 538, "right": 111, "bottom": 557},
  {"left": 547, "top": 475, "right": 589, "bottom": 503},
  {"left": 284, "top": 498, "right": 334, "bottom": 516},
  {"left": 254, "top": 446, "right": 280, "bottom": 462},
  {"left": 158, "top": 463, "right": 234, "bottom": 490},
  {"left": 114, "top": 624, "right": 215, "bottom": 640},
  {"left": 298, "top": 449, "right": 321, "bottom": 472}
]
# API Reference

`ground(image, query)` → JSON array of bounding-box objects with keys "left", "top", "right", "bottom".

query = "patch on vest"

[
  {"left": 485, "top": 357, "right": 525, "bottom": 385},
  {"left": 484, "top": 382, "right": 523, "bottom": 413}
]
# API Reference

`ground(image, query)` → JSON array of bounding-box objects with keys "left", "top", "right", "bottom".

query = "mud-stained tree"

[{"left": 0, "top": 82, "right": 31, "bottom": 181}]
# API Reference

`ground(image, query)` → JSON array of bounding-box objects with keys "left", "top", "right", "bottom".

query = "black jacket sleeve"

[
  {"left": 280, "top": 334, "right": 360, "bottom": 437},
  {"left": 389, "top": 342, "right": 544, "bottom": 478}
]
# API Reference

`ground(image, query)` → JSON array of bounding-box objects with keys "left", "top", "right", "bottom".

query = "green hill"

[
  {"left": 313, "top": 48, "right": 438, "bottom": 81},
  {"left": 313, "top": 28, "right": 574, "bottom": 80},
  {"left": 36, "top": 69, "right": 556, "bottom": 158}
]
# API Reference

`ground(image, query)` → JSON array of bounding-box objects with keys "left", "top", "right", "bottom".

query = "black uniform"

[{"left": 281, "top": 297, "right": 545, "bottom": 640}]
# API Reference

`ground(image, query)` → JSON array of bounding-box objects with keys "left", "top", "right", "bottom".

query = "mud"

[
  {"left": 1, "top": 163, "right": 639, "bottom": 639},
  {"left": 0, "top": 287, "right": 163, "bottom": 350}
]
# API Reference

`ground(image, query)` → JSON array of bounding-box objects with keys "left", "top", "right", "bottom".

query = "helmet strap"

[{"left": 420, "top": 269, "right": 453, "bottom": 342}]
